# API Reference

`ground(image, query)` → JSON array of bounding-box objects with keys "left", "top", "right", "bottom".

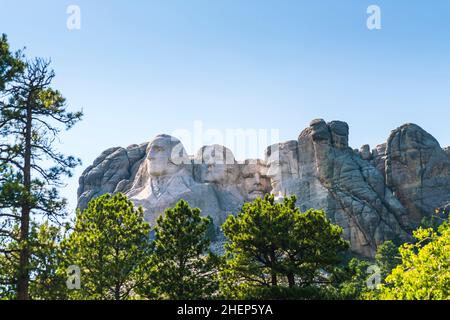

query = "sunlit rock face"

[
  {"left": 265, "top": 140, "right": 300, "bottom": 197},
  {"left": 240, "top": 159, "right": 271, "bottom": 202},
  {"left": 193, "top": 145, "right": 244, "bottom": 216},
  {"left": 77, "top": 143, "right": 148, "bottom": 210},
  {"left": 296, "top": 120, "right": 412, "bottom": 257},
  {"left": 77, "top": 120, "right": 450, "bottom": 258},
  {"left": 119, "top": 135, "right": 224, "bottom": 227},
  {"left": 194, "top": 144, "right": 239, "bottom": 185},
  {"left": 385, "top": 124, "right": 450, "bottom": 225}
]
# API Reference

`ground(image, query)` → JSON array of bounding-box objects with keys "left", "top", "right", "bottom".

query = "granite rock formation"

[
  {"left": 385, "top": 124, "right": 450, "bottom": 225},
  {"left": 445, "top": 147, "right": 450, "bottom": 157},
  {"left": 77, "top": 120, "right": 450, "bottom": 257}
]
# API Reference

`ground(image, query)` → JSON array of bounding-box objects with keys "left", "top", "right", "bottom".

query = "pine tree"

[
  {"left": 220, "top": 195, "right": 348, "bottom": 299},
  {"left": 0, "top": 34, "right": 24, "bottom": 90},
  {"left": 375, "top": 241, "right": 401, "bottom": 281},
  {"left": 140, "top": 200, "right": 218, "bottom": 300},
  {"left": 0, "top": 221, "right": 67, "bottom": 300},
  {"left": 0, "top": 48, "right": 82, "bottom": 299},
  {"left": 0, "top": 36, "right": 24, "bottom": 297},
  {"left": 28, "top": 221, "right": 68, "bottom": 300},
  {"left": 61, "top": 193, "right": 152, "bottom": 300}
]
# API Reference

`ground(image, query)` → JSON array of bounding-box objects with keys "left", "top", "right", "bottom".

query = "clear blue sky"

[{"left": 1, "top": 0, "right": 449, "bottom": 214}]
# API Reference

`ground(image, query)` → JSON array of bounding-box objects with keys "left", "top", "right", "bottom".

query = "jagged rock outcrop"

[
  {"left": 385, "top": 124, "right": 450, "bottom": 225},
  {"left": 270, "top": 119, "right": 412, "bottom": 256},
  {"left": 371, "top": 143, "right": 388, "bottom": 177},
  {"left": 77, "top": 143, "right": 148, "bottom": 210},
  {"left": 444, "top": 147, "right": 450, "bottom": 158},
  {"left": 77, "top": 120, "right": 450, "bottom": 257}
]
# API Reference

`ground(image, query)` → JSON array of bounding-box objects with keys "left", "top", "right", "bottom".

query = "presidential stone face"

[
  {"left": 146, "top": 134, "right": 188, "bottom": 177},
  {"left": 78, "top": 119, "right": 450, "bottom": 258},
  {"left": 241, "top": 159, "right": 271, "bottom": 200},
  {"left": 265, "top": 140, "right": 299, "bottom": 194},
  {"left": 194, "top": 145, "right": 240, "bottom": 185}
]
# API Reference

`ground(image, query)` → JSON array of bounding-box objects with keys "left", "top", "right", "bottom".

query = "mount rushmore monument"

[{"left": 77, "top": 119, "right": 450, "bottom": 257}]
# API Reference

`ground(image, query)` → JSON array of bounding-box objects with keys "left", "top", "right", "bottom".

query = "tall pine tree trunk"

[{"left": 17, "top": 99, "right": 32, "bottom": 300}]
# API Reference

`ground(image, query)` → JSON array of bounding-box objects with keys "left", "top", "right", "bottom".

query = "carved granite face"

[
  {"left": 146, "top": 134, "right": 188, "bottom": 177},
  {"left": 79, "top": 119, "right": 450, "bottom": 258},
  {"left": 241, "top": 160, "right": 271, "bottom": 200},
  {"left": 194, "top": 145, "right": 239, "bottom": 185},
  {"left": 265, "top": 141, "right": 299, "bottom": 194}
]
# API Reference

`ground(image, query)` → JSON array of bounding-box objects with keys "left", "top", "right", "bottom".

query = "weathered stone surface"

[
  {"left": 193, "top": 145, "right": 245, "bottom": 215},
  {"left": 371, "top": 143, "right": 387, "bottom": 177},
  {"left": 265, "top": 140, "right": 300, "bottom": 196},
  {"left": 124, "top": 135, "right": 226, "bottom": 226},
  {"left": 240, "top": 159, "right": 271, "bottom": 202},
  {"left": 385, "top": 124, "right": 450, "bottom": 225},
  {"left": 77, "top": 143, "right": 148, "bottom": 210},
  {"left": 291, "top": 120, "right": 412, "bottom": 257},
  {"left": 445, "top": 147, "right": 450, "bottom": 157},
  {"left": 77, "top": 120, "right": 449, "bottom": 258},
  {"left": 360, "top": 144, "right": 372, "bottom": 161}
]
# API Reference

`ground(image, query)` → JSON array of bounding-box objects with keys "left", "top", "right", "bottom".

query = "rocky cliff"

[{"left": 77, "top": 120, "right": 450, "bottom": 257}]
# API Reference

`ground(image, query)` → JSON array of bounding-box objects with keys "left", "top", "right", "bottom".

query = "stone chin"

[
  {"left": 148, "top": 160, "right": 181, "bottom": 177},
  {"left": 247, "top": 190, "right": 267, "bottom": 200}
]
